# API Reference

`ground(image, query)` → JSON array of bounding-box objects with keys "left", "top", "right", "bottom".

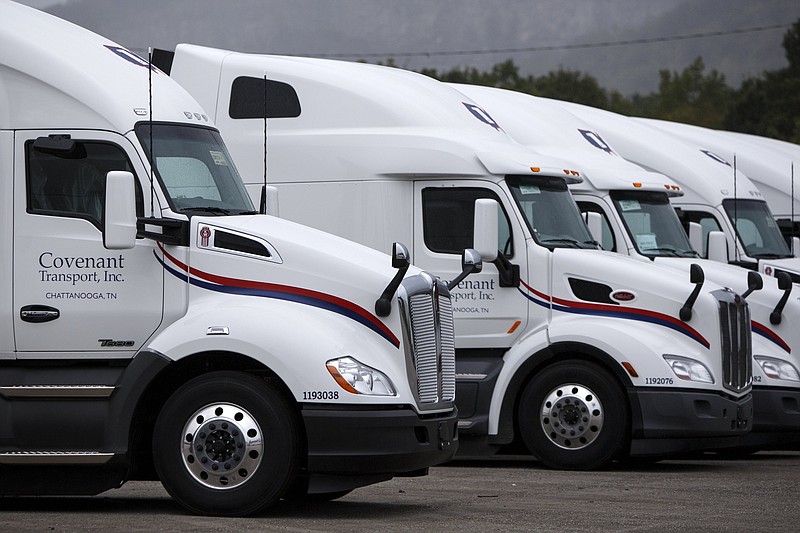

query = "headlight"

[
  {"left": 755, "top": 356, "right": 800, "bottom": 382},
  {"left": 326, "top": 357, "right": 396, "bottom": 396},
  {"left": 663, "top": 355, "right": 714, "bottom": 383}
]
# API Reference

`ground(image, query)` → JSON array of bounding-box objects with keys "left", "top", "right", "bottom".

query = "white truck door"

[
  {"left": 414, "top": 180, "right": 529, "bottom": 348},
  {"left": 13, "top": 131, "right": 164, "bottom": 357},
  {"left": 0, "top": 132, "right": 13, "bottom": 359}
]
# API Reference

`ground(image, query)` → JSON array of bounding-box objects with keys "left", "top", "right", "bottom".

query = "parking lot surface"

[{"left": 1, "top": 452, "right": 798, "bottom": 532}]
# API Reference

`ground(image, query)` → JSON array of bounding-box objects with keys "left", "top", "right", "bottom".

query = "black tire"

[
  {"left": 153, "top": 371, "right": 300, "bottom": 516},
  {"left": 518, "top": 361, "right": 629, "bottom": 470}
]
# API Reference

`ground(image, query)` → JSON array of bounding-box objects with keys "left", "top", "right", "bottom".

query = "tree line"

[{"left": 408, "top": 19, "right": 800, "bottom": 143}]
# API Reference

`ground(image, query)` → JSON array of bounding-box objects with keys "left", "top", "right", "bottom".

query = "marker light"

[
  {"left": 754, "top": 356, "right": 800, "bottom": 382},
  {"left": 530, "top": 167, "right": 541, "bottom": 173},
  {"left": 633, "top": 182, "right": 642, "bottom": 188},
  {"left": 326, "top": 357, "right": 396, "bottom": 395},
  {"left": 663, "top": 355, "right": 714, "bottom": 383},
  {"left": 621, "top": 362, "right": 639, "bottom": 378}
]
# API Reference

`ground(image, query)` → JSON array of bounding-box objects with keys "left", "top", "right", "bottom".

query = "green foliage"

[
  {"left": 406, "top": 18, "right": 800, "bottom": 142},
  {"left": 724, "top": 19, "right": 800, "bottom": 142}
]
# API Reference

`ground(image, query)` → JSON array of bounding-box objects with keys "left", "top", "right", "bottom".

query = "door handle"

[{"left": 20, "top": 305, "right": 60, "bottom": 323}]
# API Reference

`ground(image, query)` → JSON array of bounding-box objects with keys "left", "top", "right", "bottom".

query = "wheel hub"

[
  {"left": 180, "top": 403, "right": 263, "bottom": 489},
  {"left": 540, "top": 383, "right": 604, "bottom": 450}
]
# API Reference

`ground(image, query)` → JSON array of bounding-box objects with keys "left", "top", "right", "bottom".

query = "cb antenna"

[
  {"left": 260, "top": 74, "right": 268, "bottom": 214},
  {"left": 148, "top": 47, "right": 155, "bottom": 217},
  {"left": 790, "top": 161, "right": 797, "bottom": 245},
  {"left": 733, "top": 153, "right": 740, "bottom": 262}
]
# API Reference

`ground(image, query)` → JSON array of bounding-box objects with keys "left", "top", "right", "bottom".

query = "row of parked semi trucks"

[{"left": 3, "top": 0, "right": 800, "bottom": 516}]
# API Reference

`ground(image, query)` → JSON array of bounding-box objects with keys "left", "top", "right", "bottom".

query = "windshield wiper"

[
  {"left": 540, "top": 238, "right": 583, "bottom": 248},
  {"left": 181, "top": 206, "right": 231, "bottom": 216},
  {"left": 643, "top": 246, "right": 686, "bottom": 257},
  {"left": 750, "top": 253, "right": 792, "bottom": 259}
]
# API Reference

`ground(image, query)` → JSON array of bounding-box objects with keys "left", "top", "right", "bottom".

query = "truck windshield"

[
  {"left": 135, "top": 123, "right": 255, "bottom": 215},
  {"left": 507, "top": 175, "right": 598, "bottom": 249},
  {"left": 612, "top": 191, "right": 698, "bottom": 258},
  {"left": 723, "top": 199, "right": 791, "bottom": 258}
]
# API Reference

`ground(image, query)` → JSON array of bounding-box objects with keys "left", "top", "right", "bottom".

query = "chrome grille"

[
  {"left": 404, "top": 276, "right": 456, "bottom": 408},
  {"left": 715, "top": 289, "right": 752, "bottom": 393},
  {"left": 438, "top": 293, "right": 456, "bottom": 402}
]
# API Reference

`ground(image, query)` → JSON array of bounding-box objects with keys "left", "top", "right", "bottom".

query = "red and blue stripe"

[
  {"left": 752, "top": 321, "right": 791, "bottom": 353},
  {"left": 156, "top": 245, "right": 400, "bottom": 348},
  {"left": 519, "top": 279, "right": 711, "bottom": 349}
]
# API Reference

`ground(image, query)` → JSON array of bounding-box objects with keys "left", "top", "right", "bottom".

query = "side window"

[
  {"left": 422, "top": 187, "right": 512, "bottom": 256},
  {"left": 577, "top": 202, "right": 616, "bottom": 251},
  {"left": 679, "top": 209, "right": 722, "bottom": 258},
  {"left": 27, "top": 140, "right": 142, "bottom": 228},
  {"left": 229, "top": 76, "right": 301, "bottom": 119}
]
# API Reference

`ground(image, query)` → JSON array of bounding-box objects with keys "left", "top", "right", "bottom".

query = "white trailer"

[
  {"left": 0, "top": 2, "right": 460, "bottom": 515},
  {"left": 557, "top": 101, "right": 800, "bottom": 285},
  {"left": 452, "top": 85, "right": 800, "bottom": 449},
  {"left": 161, "top": 44, "right": 755, "bottom": 470}
]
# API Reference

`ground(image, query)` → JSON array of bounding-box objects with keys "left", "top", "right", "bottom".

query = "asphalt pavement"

[{"left": 1, "top": 452, "right": 798, "bottom": 532}]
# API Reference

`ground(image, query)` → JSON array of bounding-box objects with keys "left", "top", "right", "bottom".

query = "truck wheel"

[
  {"left": 153, "top": 371, "right": 300, "bottom": 516},
  {"left": 518, "top": 361, "right": 629, "bottom": 470}
]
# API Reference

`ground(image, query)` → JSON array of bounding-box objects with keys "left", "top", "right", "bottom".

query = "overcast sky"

[{"left": 11, "top": 0, "right": 800, "bottom": 95}]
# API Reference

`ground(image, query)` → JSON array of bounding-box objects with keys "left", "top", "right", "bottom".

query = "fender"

[
  {"left": 488, "top": 339, "right": 636, "bottom": 444},
  {"left": 486, "top": 313, "right": 708, "bottom": 438},
  {"left": 548, "top": 314, "right": 716, "bottom": 385},
  {"left": 145, "top": 295, "right": 416, "bottom": 407}
]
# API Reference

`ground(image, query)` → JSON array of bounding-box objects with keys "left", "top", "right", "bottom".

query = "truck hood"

[
  {"left": 546, "top": 248, "right": 733, "bottom": 351},
  {"left": 654, "top": 256, "right": 799, "bottom": 356},
  {"left": 160, "top": 214, "right": 423, "bottom": 346}
]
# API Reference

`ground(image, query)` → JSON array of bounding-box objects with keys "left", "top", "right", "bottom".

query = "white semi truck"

[
  {"left": 0, "top": 2, "right": 461, "bottom": 515},
  {"left": 558, "top": 101, "right": 800, "bottom": 285},
  {"left": 159, "top": 44, "right": 755, "bottom": 470},
  {"left": 638, "top": 118, "right": 800, "bottom": 251},
  {"left": 451, "top": 85, "right": 800, "bottom": 449}
]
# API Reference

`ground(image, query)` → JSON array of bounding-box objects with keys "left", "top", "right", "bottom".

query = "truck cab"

[
  {"left": 638, "top": 118, "right": 800, "bottom": 257},
  {"left": 0, "top": 3, "right": 458, "bottom": 516},
  {"left": 161, "top": 44, "right": 755, "bottom": 470},
  {"left": 557, "top": 101, "right": 800, "bottom": 285},
  {"left": 450, "top": 84, "right": 800, "bottom": 450}
]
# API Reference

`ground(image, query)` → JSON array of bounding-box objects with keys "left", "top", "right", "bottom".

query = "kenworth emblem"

[{"left": 199, "top": 226, "right": 212, "bottom": 248}]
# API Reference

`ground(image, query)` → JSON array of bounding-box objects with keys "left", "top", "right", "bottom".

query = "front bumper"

[
  {"left": 301, "top": 405, "right": 458, "bottom": 475},
  {"left": 751, "top": 386, "right": 800, "bottom": 432},
  {"left": 628, "top": 388, "right": 753, "bottom": 457}
]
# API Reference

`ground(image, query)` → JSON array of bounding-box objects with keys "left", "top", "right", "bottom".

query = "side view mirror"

[
  {"left": 583, "top": 211, "right": 602, "bottom": 245},
  {"left": 473, "top": 199, "right": 498, "bottom": 262},
  {"left": 707, "top": 230, "right": 728, "bottom": 263},
  {"left": 688, "top": 222, "right": 703, "bottom": 255},
  {"left": 260, "top": 185, "right": 280, "bottom": 216},
  {"left": 770, "top": 271, "right": 793, "bottom": 325},
  {"left": 447, "top": 249, "right": 483, "bottom": 291},
  {"left": 375, "top": 242, "right": 411, "bottom": 317},
  {"left": 680, "top": 263, "right": 705, "bottom": 321},
  {"left": 793, "top": 236, "right": 800, "bottom": 258},
  {"left": 104, "top": 171, "right": 137, "bottom": 250},
  {"left": 741, "top": 271, "right": 763, "bottom": 299}
]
